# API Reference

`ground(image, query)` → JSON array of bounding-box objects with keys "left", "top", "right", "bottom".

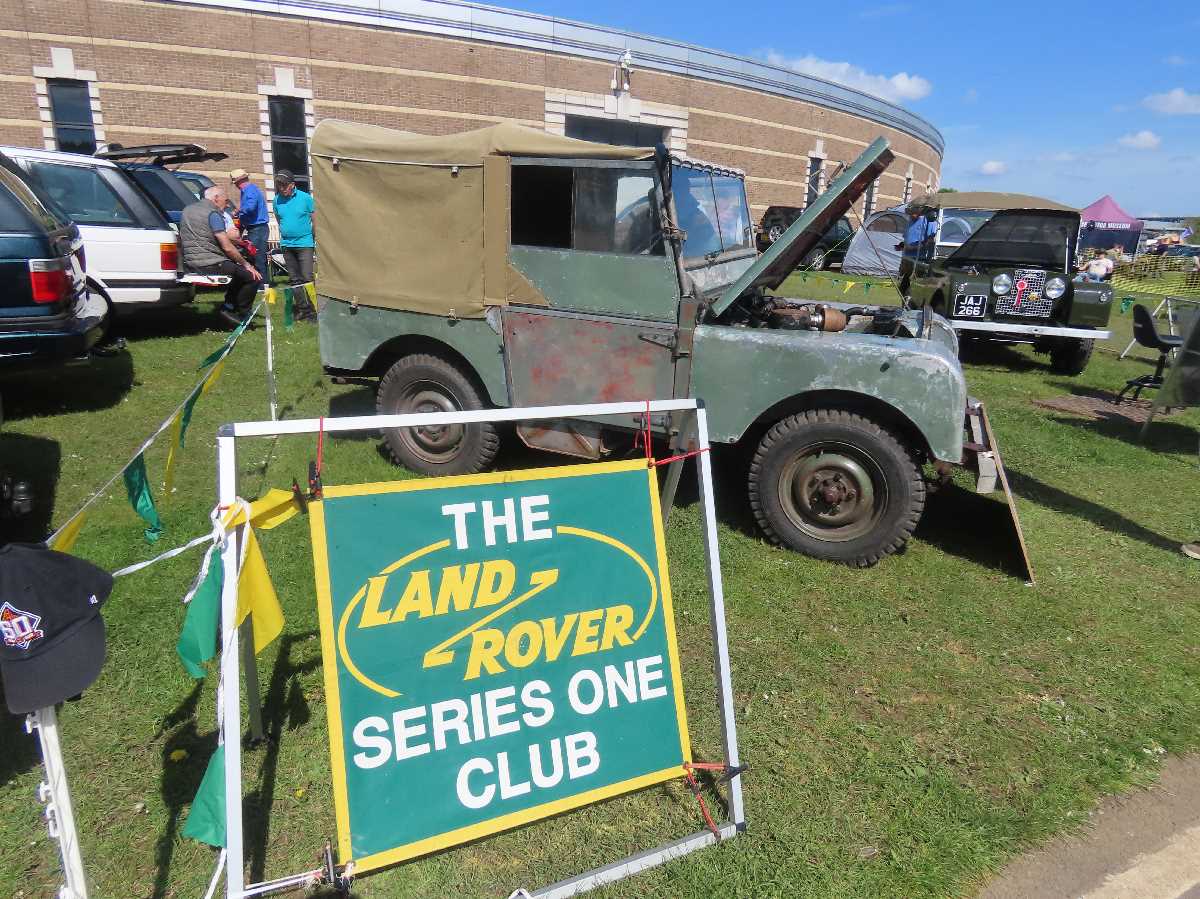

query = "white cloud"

[
  {"left": 1118, "top": 130, "right": 1161, "bottom": 149},
  {"left": 764, "top": 51, "right": 931, "bottom": 103},
  {"left": 1045, "top": 151, "right": 1078, "bottom": 163},
  {"left": 1164, "top": 54, "right": 1189, "bottom": 66},
  {"left": 979, "top": 160, "right": 1007, "bottom": 176},
  {"left": 1143, "top": 87, "right": 1200, "bottom": 114}
]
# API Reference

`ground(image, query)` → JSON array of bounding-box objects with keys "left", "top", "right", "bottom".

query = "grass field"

[{"left": 1, "top": 278, "right": 1198, "bottom": 898}]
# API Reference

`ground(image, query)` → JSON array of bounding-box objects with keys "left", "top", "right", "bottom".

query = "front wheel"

[
  {"left": 376, "top": 353, "right": 499, "bottom": 476},
  {"left": 1048, "top": 338, "right": 1094, "bottom": 376},
  {"left": 801, "top": 247, "right": 828, "bottom": 271},
  {"left": 747, "top": 409, "right": 926, "bottom": 567}
]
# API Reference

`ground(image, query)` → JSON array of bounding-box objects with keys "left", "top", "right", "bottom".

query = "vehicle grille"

[{"left": 994, "top": 269, "right": 1053, "bottom": 317}]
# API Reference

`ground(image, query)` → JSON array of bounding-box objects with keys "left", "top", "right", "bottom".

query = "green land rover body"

[
  {"left": 906, "top": 192, "right": 1113, "bottom": 375},
  {"left": 311, "top": 120, "right": 992, "bottom": 567}
]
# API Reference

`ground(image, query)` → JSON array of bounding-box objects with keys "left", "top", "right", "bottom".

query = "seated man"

[{"left": 180, "top": 186, "right": 262, "bottom": 328}]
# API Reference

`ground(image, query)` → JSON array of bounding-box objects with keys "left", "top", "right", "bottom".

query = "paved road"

[{"left": 981, "top": 756, "right": 1200, "bottom": 899}]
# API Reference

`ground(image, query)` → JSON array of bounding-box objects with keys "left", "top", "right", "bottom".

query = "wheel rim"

[
  {"left": 394, "top": 380, "right": 465, "bottom": 464},
  {"left": 777, "top": 441, "right": 887, "bottom": 543},
  {"left": 768, "top": 225, "right": 783, "bottom": 242}
]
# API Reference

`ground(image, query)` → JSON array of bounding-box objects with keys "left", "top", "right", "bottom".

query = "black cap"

[{"left": 0, "top": 543, "right": 112, "bottom": 714}]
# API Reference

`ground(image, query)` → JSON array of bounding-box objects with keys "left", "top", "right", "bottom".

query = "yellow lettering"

[
  {"left": 504, "top": 620, "right": 544, "bottom": 669},
  {"left": 572, "top": 609, "right": 604, "bottom": 656},
  {"left": 541, "top": 614, "right": 578, "bottom": 662},
  {"left": 474, "top": 560, "right": 516, "bottom": 608},
  {"left": 357, "top": 576, "right": 392, "bottom": 629},
  {"left": 465, "top": 628, "right": 505, "bottom": 680},
  {"left": 434, "top": 563, "right": 480, "bottom": 615},
  {"left": 389, "top": 570, "right": 433, "bottom": 622},
  {"left": 600, "top": 604, "right": 634, "bottom": 650}
]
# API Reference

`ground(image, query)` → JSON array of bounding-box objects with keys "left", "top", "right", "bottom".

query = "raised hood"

[{"left": 710, "top": 137, "right": 894, "bottom": 317}]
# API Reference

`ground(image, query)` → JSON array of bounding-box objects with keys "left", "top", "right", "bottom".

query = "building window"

[
  {"left": 863, "top": 179, "right": 878, "bottom": 218},
  {"left": 564, "top": 115, "right": 665, "bottom": 148},
  {"left": 268, "top": 96, "right": 309, "bottom": 190},
  {"left": 903, "top": 175, "right": 913, "bottom": 204},
  {"left": 805, "top": 156, "right": 823, "bottom": 207},
  {"left": 47, "top": 79, "right": 96, "bottom": 155}
]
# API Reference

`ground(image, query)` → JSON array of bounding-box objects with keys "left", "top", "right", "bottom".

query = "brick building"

[{"left": 0, "top": 0, "right": 943, "bottom": 219}]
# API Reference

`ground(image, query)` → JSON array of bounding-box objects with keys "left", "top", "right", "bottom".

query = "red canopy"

[{"left": 1080, "top": 195, "right": 1141, "bottom": 230}]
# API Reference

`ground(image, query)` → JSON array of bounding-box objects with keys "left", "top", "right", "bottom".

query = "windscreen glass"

[
  {"left": 0, "top": 163, "right": 69, "bottom": 231},
  {"left": 574, "top": 168, "right": 663, "bottom": 255},
  {"left": 938, "top": 208, "right": 996, "bottom": 245},
  {"left": 673, "top": 166, "right": 752, "bottom": 259},
  {"left": 949, "top": 211, "right": 1077, "bottom": 269}
]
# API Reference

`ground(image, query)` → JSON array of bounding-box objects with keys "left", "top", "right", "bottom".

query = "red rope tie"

[
  {"left": 683, "top": 763, "right": 721, "bottom": 838},
  {"left": 654, "top": 446, "right": 710, "bottom": 467}
]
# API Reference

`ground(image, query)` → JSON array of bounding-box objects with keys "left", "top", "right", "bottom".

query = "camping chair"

[{"left": 1116, "top": 304, "right": 1183, "bottom": 402}]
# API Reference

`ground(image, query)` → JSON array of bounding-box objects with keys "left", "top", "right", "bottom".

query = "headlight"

[
  {"left": 992, "top": 273, "right": 1013, "bottom": 295},
  {"left": 1044, "top": 276, "right": 1067, "bottom": 300}
]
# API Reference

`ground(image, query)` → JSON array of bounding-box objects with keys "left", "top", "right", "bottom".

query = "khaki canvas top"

[
  {"left": 311, "top": 119, "right": 654, "bottom": 317},
  {"left": 908, "top": 191, "right": 1078, "bottom": 213}
]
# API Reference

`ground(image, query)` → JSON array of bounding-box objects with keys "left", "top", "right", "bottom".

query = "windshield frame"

[{"left": 670, "top": 161, "right": 755, "bottom": 266}]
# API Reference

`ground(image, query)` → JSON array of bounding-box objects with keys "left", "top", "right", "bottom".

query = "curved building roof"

[{"left": 166, "top": 0, "right": 944, "bottom": 156}]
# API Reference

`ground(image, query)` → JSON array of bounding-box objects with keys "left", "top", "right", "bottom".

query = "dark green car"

[{"left": 907, "top": 192, "right": 1113, "bottom": 375}]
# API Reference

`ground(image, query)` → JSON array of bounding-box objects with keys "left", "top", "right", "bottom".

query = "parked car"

[
  {"left": 905, "top": 192, "right": 1113, "bottom": 376},
  {"left": 0, "top": 151, "right": 104, "bottom": 366},
  {"left": 2, "top": 145, "right": 193, "bottom": 314},
  {"left": 757, "top": 206, "right": 853, "bottom": 268},
  {"left": 311, "top": 121, "right": 1002, "bottom": 567},
  {"left": 174, "top": 170, "right": 215, "bottom": 200},
  {"left": 96, "top": 143, "right": 228, "bottom": 223}
]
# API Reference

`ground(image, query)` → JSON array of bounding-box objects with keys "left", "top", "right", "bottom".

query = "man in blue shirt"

[
  {"left": 895, "top": 207, "right": 931, "bottom": 296},
  {"left": 272, "top": 169, "right": 316, "bottom": 321},
  {"left": 230, "top": 169, "right": 270, "bottom": 282}
]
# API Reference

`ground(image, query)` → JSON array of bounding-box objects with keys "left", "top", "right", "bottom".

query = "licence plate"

[{"left": 953, "top": 294, "right": 987, "bottom": 318}]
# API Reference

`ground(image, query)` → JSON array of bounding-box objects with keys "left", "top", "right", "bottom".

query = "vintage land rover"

[
  {"left": 311, "top": 121, "right": 997, "bottom": 567},
  {"left": 906, "top": 192, "right": 1113, "bottom": 375}
]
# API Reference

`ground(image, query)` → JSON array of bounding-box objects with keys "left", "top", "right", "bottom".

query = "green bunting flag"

[
  {"left": 123, "top": 453, "right": 163, "bottom": 543},
  {"left": 179, "top": 387, "right": 202, "bottom": 449},
  {"left": 283, "top": 286, "right": 295, "bottom": 330},
  {"left": 182, "top": 745, "right": 226, "bottom": 848},
  {"left": 197, "top": 311, "right": 254, "bottom": 370},
  {"left": 176, "top": 554, "right": 223, "bottom": 678}
]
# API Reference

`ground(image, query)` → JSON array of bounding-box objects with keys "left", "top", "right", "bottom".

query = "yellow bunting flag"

[
  {"left": 235, "top": 526, "right": 284, "bottom": 654},
  {"left": 48, "top": 510, "right": 88, "bottom": 553},
  {"left": 222, "top": 489, "right": 301, "bottom": 531},
  {"left": 201, "top": 358, "right": 226, "bottom": 396},
  {"left": 843, "top": 281, "right": 857, "bottom": 293},
  {"left": 163, "top": 411, "right": 184, "bottom": 496},
  {"left": 305, "top": 282, "right": 317, "bottom": 306},
  {"left": 265, "top": 286, "right": 276, "bottom": 305}
]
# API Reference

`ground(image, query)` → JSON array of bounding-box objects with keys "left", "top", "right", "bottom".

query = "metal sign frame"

[{"left": 215, "top": 399, "right": 744, "bottom": 898}]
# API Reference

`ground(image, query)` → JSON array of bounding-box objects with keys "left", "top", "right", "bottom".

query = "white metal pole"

[
  {"left": 217, "top": 431, "right": 244, "bottom": 898},
  {"left": 28, "top": 706, "right": 88, "bottom": 898},
  {"left": 264, "top": 300, "right": 277, "bottom": 422},
  {"left": 692, "top": 406, "right": 744, "bottom": 827}
]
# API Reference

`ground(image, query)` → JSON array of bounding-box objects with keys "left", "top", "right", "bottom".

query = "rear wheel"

[
  {"left": 748, "top": 409, "right": 925, "bottom": 567},
  {"left": 376, "top": 354, "right": 499, "bottom": 476},
  {"left": 801, "top": 247, "right": 828, "bottom": 271},
  {"left": 1048, "top": 338, "right": 1094, "bottom": 376}
]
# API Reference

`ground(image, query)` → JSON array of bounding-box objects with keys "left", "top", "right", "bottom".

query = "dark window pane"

[
  {"left": 0, "top": 164, "right": 67, "bottom": 231},
  {"left": 271, "top": 139, "right": 309, "bottom": 179},
  {"left": 712, "top": 175, "right": 751, "bottom": 252},
  {"left": 512, "top": 165, "right": 572, "bottom": 248},
  {"left": 573, "top": 168, "right": 662, "bottom": 255},
  {"left": 55, "top": 126, "right": 97, "bottom": 155},
  {"left": 806, "top": 157, "right": 822, "bottom": 206},
  {"left": 564, "top": 115, "right": 665, "bottom": 148},
  {"left": 268, "top": 97, "right": 306, "bottom": 137},
  {"left": 28, "top": 162, "right": 135, "bottom": 226},
  {"left": 48, "top": 81, "right": 94, "bottom": 127}
]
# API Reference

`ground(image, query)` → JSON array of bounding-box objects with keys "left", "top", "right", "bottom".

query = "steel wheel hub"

[
  {"left": 399, "top": 383, "right": 463, "bottom": 462},
  {"left": 779, "top": 444, "right": 885, "bottom": 542}
]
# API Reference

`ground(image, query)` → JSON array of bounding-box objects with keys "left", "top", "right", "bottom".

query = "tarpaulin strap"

[
  {"left": 683, "top": 764, "right": 721, "bottom": 838},
  {"left": 654, "top": 446, "right": 710, "bottom": 467}
]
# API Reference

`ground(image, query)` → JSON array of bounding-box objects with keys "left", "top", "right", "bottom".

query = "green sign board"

[{"left": 310, "top": 459, "right": 691, "bottom": 873}]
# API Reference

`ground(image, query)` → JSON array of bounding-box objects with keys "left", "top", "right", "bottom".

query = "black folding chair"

[{"left": 1117, "top": 304, "right": 1183, "bottom": 403}]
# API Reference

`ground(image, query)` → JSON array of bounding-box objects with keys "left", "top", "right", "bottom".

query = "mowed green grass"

[{"left": 1, "top": 280, "right": 1198, "bottom": 898}]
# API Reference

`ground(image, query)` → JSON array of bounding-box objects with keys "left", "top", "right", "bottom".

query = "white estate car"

[{"left": 1, "top": 145, "right": 193, "bottom": 312}]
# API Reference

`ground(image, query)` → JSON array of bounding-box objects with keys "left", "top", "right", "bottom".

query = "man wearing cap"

[
  {"left": 0, "top": 543, "right": 113, "bottom": 714},
  {"left": 272, "top": 170, "right": 317, "bottom": 321},
  {"left": 231, "top": 169, "right": 270, "bottom": 283}
]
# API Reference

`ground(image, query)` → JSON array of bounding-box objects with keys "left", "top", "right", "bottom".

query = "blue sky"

[{"left": 503, "top": 0, "right": 1198, "bottom": 216}]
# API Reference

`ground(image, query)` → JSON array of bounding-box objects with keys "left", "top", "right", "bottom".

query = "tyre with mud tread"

[
  {"left": 748, "top": 409, "right": 925, "bottom": 566},
  {"left": 376, "top": 353, "right": 499, "bottom": 476},
  {"left": 801, "top": 247, "right": 827, "bottom": 271},
  {"left": 1048, "top": 337, "right": 1094, "bottom": 376}
]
